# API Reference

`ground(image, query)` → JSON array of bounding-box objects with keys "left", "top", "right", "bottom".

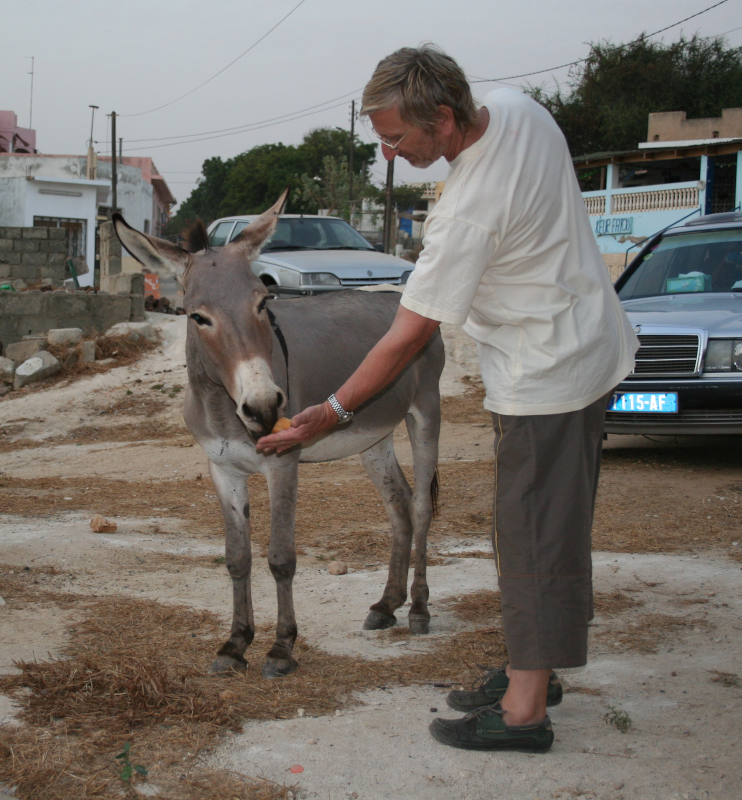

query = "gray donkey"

[{"left": 114, "top": 190, "right": 443, "bottom": 678}]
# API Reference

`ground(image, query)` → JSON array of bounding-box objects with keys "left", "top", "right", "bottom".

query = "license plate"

[{"left": 609, "top": 392, "right": 678, "bottom": 413}]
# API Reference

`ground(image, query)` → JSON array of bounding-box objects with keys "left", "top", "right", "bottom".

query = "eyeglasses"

[{"left": 370, "top": 125, "right": 414, "bottom": 151}]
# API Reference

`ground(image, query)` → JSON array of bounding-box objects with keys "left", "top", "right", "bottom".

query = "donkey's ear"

[
  {"left": 227, "top": 186, "right": 289, "bottom": 261},
  {"left": 113, "top": 214, "right": 191, "bottom": 278}
]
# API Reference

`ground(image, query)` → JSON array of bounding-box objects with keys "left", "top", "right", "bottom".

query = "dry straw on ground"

[
  {"left": 593, "top": 590, "right": 643, "bottom": 617},
  {"left": 447, "top": 588, "right": 501, "bottom": 626},
  {"left": 2, "top": 333, "right": 163, "bottom": 401},
  {"left": 50, "top": 332, "right": 161, "bottom": 377},
  {"left": 97, "top": 393, "right": 169, "bottom": 417},
  {"left": 0, "top": 571, "right": 506, "bottom": 800},
  {"left": 2, "top": 448, "right": 741, "bottom": 560},
  {"left": 708, "top": 669, "right": 740, "bottom": 688},
  {"left": 440, "top": 378, "right": 490, "bottom": 425},
  {"left": 595, "top": 612, "right": 709, "bottom": 654}
]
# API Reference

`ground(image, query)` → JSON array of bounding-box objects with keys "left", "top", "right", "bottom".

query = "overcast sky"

[{"left": 2, "top": 0, "right": 740, "bottom": 209}]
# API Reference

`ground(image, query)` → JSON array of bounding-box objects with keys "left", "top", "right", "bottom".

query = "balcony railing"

[
  {"left": 612, "top": 185, "right": 699, "bottom": 214},
  {"left": 583, "top": 195, "right": 606, "bottom": 215},
  {"left": 582, "top": 181, "right": 700, "bottom": 216}
]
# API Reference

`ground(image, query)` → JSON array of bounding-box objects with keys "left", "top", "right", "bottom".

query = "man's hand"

[{"left": 257, "top": 401, "right": 338, "bottom": 454}]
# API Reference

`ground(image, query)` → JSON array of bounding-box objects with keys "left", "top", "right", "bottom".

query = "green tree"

[
  {"left": 300, "top": 127, "right": 375, "bottom": 181},
  {"left": 163, "top": 155, "right": 231, "bottom": 235},
  {"left": 388, "top": 183, "right": 426, "bottom": 212},
  {"left": 295, "top": 155, "right": 380, "bottom": 221},
  {"left": 220, "top": 142, "right": 305, "bottom": 216},
  {"left": 165, "top": 127, "right": 377, "bottom": 234},
  {"left": 528, "top": 35, "right": 742, "bottom": 157}
]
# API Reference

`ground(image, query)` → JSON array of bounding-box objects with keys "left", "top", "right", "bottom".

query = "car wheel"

[{"left": 261, "top": 276, "right": 280, "bottom": 298}]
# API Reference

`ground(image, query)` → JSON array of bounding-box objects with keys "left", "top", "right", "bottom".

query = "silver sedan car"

[{"left": 206, "top": 214, "right": 413, "bottom": 296}]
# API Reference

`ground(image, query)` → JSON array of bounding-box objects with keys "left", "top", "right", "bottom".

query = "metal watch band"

[{"left": 327, "top": 393, "right": 353, "bottom": 423}]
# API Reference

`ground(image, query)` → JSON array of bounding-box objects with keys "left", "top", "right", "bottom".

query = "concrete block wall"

[
  {"left": 0, "top": 290, "right": 145, "bottom": 352},
  {"left": 0, "top": 226, "right": 68, "bottom": 283},
  {"left": 99, "top": 220, "right": 146, "bottom": 294},
  {"left": 99, "top": 221, "right": 122, "bottom": 277}
]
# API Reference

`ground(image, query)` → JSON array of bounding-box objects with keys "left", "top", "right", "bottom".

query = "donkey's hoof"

[
  {"left": 210, "top": 655, "right": 247, "bottom": 674},
  {"left": 408, "top": 614, "right": 430, "bottom": 635},
  {"left": 262, "top": 657, "right": 298, "bottom": 679},
  {"left": 363, "top": 610, "right": 397, "bottom": 630}
]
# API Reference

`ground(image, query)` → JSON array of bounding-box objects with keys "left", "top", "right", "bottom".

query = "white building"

[{"left": 0, "top": 152, "right": 175, "bottom": 287}]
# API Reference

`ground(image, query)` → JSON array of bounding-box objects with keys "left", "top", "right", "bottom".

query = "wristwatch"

[{"left": 327, "top": 393, "right": 353, "bottom": 423}]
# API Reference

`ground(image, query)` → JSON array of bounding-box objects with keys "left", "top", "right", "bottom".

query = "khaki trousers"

[{"left": 491, "top": 392, "right": 610, "bottom": 670}]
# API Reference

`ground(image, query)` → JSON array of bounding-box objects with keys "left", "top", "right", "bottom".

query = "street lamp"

[
  {"left": 87, "top": 105, "right": 99, "bottom": 180},
  {"left": 88, "top": 105, "right": 99, "bottom": 148}
]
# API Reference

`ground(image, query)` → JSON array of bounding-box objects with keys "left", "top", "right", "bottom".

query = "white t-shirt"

[{"left": 401, "top": 88, "right": 638, "bottom": 416}]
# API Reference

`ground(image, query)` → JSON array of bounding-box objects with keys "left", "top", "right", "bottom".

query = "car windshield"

[
  {"left": 619, "top": 228, "right": 742, "bottom": 300},
  {"left": 261, "top": 218, "right": 375, "bottom": 252}
]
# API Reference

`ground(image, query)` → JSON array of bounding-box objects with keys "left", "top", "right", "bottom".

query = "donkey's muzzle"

[
  {"left": 240, "top": 401, "right": 279, "bottom": 440},
  {"left": 232, "top": 359, "right": 286, "bottom": 440}
]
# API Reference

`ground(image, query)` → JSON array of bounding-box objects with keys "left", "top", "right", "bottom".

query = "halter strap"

[{"left": 265, "top": 305, "right": 290, "bottom": 406}]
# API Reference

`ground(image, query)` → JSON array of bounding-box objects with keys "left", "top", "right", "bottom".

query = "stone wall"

[
  {"left": 0, "top": 226, "right": 68, "bottom": 283},
  {"left": 0, "top": 290, "right": 145, "bottom": 352}
]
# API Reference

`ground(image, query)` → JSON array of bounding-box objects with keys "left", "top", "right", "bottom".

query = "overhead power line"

[
  {"left": 122, "top": 97, "right": 357, "bottom": 152},
  {"left": 120, "top": 0, "right": 735, "bottom": 155},
  {"left": 121, "top": 0, "right": 309, "bottom": 118},
  {"left": 469, "top": 0, "right": 732, "bottom": 84},
  {"left": 100, "top": 88, "right": 362, "bottom": 146},
  {"left": 707, "top": 22, "right": 742, "bottom": 37}
]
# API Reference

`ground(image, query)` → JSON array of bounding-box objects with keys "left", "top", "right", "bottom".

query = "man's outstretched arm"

[{"left": 256, "top": 303, "right": 440, "bottom": 454}]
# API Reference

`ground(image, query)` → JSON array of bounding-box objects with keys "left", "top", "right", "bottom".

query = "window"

[
  {"left": 263, "top": 218, "right": 374, "bottom": 251},
  {"left": 33, "top": 217, "right": 86, "bottom": 258},
  {"left": 619, "top": 229, "right": 742, "bottom": 299},
  {"left": 229, "top": 220, "right": 250, "bottom": 241},
  {"left": 209, "top": 220, "right": 235, "bottom": 247}
]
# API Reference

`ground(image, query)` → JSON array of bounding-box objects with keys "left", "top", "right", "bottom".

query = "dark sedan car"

[{"left": 606, "top": 211, "right": 742, "bottom": 435}]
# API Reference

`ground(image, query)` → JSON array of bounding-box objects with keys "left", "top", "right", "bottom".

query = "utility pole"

[
  {"left": 86, "top": 105, "right": 99, "bottom": 180},
  {"left": 27, "top": 56, "right": 35, "bottom": 129},
  {"left": 348, "top": 100, "right": 355, "bottom": 226},
  {"left": 111, "top": 111, "right": 117, "bottom": 217},
  {"left": 383, "top": 158, "right": 394, "bottom": 254}
]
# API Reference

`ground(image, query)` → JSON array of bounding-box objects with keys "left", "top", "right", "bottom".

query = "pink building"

[{"left": 0, "top": 110, "right": 36, "bottom": 153}]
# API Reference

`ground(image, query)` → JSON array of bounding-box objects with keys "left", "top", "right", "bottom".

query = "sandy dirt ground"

[{"left": 1, "top": 312, "right": 741, "bottom": 800}]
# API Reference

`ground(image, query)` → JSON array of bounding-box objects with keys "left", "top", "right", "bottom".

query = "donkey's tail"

[{"left": 430, "top": 468, "right": 439, "bottom": 519}]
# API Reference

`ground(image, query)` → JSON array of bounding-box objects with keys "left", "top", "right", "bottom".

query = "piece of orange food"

[{"left": 271, "top": 417, "right": 292, "bottom": 434}]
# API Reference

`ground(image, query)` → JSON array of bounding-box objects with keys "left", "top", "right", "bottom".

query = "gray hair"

[{"left": 361, "top": 45, "right": 478, "bottom": 131}]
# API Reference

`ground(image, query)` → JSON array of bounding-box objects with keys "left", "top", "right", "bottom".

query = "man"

[{"left": 258, "top": 45, "right": 638, "bottom": 751}]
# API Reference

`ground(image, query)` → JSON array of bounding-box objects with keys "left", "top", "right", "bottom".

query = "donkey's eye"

[
  {"left": 257, "top": 297, "right": 267, "bottom": 313},
  {"left": 189, "top": 313, "right": 212, "bottom": 326}
]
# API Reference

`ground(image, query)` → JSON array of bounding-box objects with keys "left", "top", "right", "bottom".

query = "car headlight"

[
  {"left": 401, "top": 270, "right": 412, "bottom": 284},
  {"left": 300, "top": 272, "right": 341, "bottom": 286},
  {"left": 704, "top": 339, "right": 742, "bottom": 372}
]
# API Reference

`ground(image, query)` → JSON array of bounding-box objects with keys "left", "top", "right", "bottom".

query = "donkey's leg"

[
  {"left": 262, "top": 457, "right": 300, "bottom": 678},
  {"left": 208, "top": 461, "right": 254, "bottom": 674},
  {"left": 359, "top": 433, "right": 414, "bottom": 630},
  {"left": 404, "top": 403, "right": 441, "bottom": 635}
]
